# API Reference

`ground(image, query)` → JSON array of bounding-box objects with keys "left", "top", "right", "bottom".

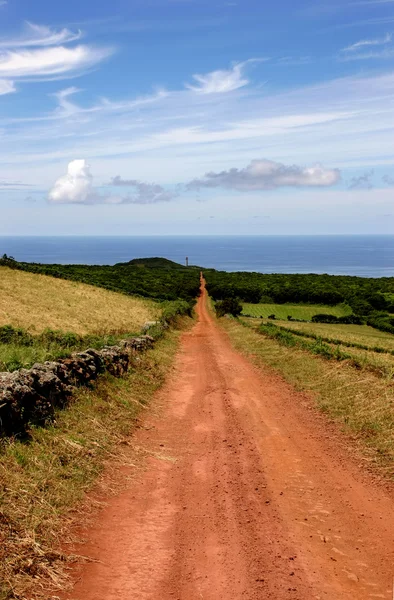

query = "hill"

[
  {"left": 118, "top": 257, "right": 189, "bottom": 269},
  {"left": 0, "top": 256, "right": 201, "bottom": 302}
]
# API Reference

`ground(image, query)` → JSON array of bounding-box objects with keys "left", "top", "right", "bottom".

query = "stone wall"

[{"left": 0, "top": 336, "right": 154, "bottom": 437}]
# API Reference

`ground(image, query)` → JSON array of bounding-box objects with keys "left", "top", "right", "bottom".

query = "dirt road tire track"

[{"left": 62, "top": 280, "right": 394, "bottom": 600}]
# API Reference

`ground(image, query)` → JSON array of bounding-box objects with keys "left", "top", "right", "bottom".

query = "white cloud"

[
  {"left": 187, "top": 159, "right": 341, "bottom": 191},
  {"left": 0, "top": 22, "right": 82, "bottom": 49},
  {"left": 48, "top": 160, "right": 176, "bottom": 204},
  {"left": 186, "top": 59, "right": 264, "bottom": 94},
  {"left": 49, "top": 159, "right": 96, "bottom": 204},
  {"left": 343, "top": 33, "right": 392, "bottom": 52},
  {"left": 0, "top": 79, "right": 15, "bottom": 94},
  {"left": 0, "top": 45, "right": 112, "bottom": 79}
]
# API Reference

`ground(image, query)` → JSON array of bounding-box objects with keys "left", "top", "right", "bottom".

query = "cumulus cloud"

[
  {"left": 0, "top": 22, "right": 82, "bottom": 49},
  {"left": 111, "top": 176, "right": 177, "bottom": 203},
  {"left": 48, "top": 161, "right": 176, "bottom": 205},
  {"left": 49, "top": 159, "right": 96, "bottom": 204},
  {"left": 348, "top": 170, "right": 374, "bottom": 189},
  {"left": 187, "top": 159, "right": 341, "bottom": 191},
  {"left": 186, "top": 59, "right": 264, "bottom": 94},
  {"left": 0, "top": 45, "right": 112, "bottom": 79}
]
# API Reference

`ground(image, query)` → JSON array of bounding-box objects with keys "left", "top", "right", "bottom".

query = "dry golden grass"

[
  {"left": 0, "top": 267, "right": 158, "bottom": 335},
  {"left": 220, "top": 317, "right": 394, "bottom": 477}
]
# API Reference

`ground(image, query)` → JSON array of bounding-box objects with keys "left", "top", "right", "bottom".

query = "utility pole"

[{"left": 186, "top": 256, "right": 189, "bottom": 267}]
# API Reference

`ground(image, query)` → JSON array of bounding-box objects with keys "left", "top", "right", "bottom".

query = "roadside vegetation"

[
  {"left": 218, "top": 316, "right": 394, "bottom": 478},
  {"left": 0, "top": 321, "right": 190, "bottom": 600}
]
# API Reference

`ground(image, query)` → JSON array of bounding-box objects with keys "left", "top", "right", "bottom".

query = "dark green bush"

[{"left": 215, "top": 298, "right": 243, "bottom": 318}]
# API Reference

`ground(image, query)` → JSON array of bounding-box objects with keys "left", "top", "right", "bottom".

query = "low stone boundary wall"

[{"left": 0, "top": 336, "right": 154, "bottom": 437}]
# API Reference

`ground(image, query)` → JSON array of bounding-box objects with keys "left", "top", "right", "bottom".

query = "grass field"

[
  {"left": 0, "top": 266, "right": 158, "bottom": 336},
  {"left": 281, "top": 321, "right": 394, "bottom": 352},
  {"left": 243, "top": 318, "right": 394, "bottom": 379},
  {"left": 242, "top": 302, "right": 352, "bottom": 320}
]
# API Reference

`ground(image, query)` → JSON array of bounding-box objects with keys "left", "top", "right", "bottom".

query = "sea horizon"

[{"left": 1, "top": 234, "right": 393, "bottom": 278}]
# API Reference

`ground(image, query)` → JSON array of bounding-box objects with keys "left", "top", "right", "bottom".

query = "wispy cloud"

[
  {"left": 187, "top": 159, "right": 341, "bottom": 191},
  {"left": 0, "top": 180, "right": 31, "bottom": 188},
  {"left": 186, "top": 59, "right": 265, "bottom": 94},
  {"left": 342, "top": 32, "right": 392, "bottom": 52},
  {"left": 111, "top": 176, "right": 177, "bottom": 203},
  {"left": 3, "top": 65, "right": 394, "bottom": 189},
  {"left": 348, "top": 170, "right": 374, "bottom": 189},
  {"left": 0, "top": 22, "right": 112, "bottom": 95},
  {"left": 0, "top": 79, "right": 14, "bottom": 95},
  {"left": 340, "top": 47, "right": 394, "bottom": 60},
  {"left": 351, "top": 0, "right": 394, "bottom": 5},
  {"left": 383, "top": 174, "right": 394, "bottom": 185},
  {"left": 0, "top": 45, "right": 113, "bottom": 79},
  {"left": 50, "top": 86, "right": 168, "bottom": 120},
  {"left": 0, "top": 22, "right": 82, "bottom": 48}
]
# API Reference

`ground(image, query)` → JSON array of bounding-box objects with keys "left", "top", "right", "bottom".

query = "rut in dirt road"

[{"left": 64, "top": 279, "right": 394, "bottom": 600}]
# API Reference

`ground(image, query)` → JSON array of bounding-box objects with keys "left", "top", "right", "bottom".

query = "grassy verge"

[
  {"left": 0, "top": 327, "right": 142, "bottom": 372},
  {"left": 0, "top": 317, "right": 191, "bottom": 600},
  {"left": 218, "top": 317, "right": 394, "bottom": 477}
]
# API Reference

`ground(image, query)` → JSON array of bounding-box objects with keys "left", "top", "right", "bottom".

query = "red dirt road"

[{"left": 64, "top": 281, "right": 394, "bottom": 600}]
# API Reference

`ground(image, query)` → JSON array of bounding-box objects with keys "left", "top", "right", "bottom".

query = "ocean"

[{"left": 0, "top": 235, "right": 393, "bottom": 278}]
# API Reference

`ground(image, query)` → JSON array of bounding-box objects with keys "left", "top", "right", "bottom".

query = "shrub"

[
  {"left": 312, "top": 314, "right": 340, "bottom": 324},
  {"left": 215, "top": 298, "right": 243, "bottom": 318}
]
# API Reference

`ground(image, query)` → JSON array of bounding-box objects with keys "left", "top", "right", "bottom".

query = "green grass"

[
  {"left": 0, "top": 317, "right": 191, "bottom": 600},
  {"left": 0, "top": 334, "right": 133, "bottom": 372},
  {"left": 253, "top": 321, "right": 394, "bottom": 379},
  {"left": 242, "top": 302, "right": 352, "bottom": 320},
  {"left": 218, "top": 316, "right": 394, "bottom": 477},
  {"left": 278, "top": 320, "right": 394, "bottom": 351}
]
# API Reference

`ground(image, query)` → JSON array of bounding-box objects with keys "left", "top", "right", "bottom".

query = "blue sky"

[{"left": 0, "top": 0, "right": 394, "bottom": 235}]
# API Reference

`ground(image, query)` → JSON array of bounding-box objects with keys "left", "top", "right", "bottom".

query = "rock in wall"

[{"left": 0, "top": 336, "right": 154, "bottom": 438}]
